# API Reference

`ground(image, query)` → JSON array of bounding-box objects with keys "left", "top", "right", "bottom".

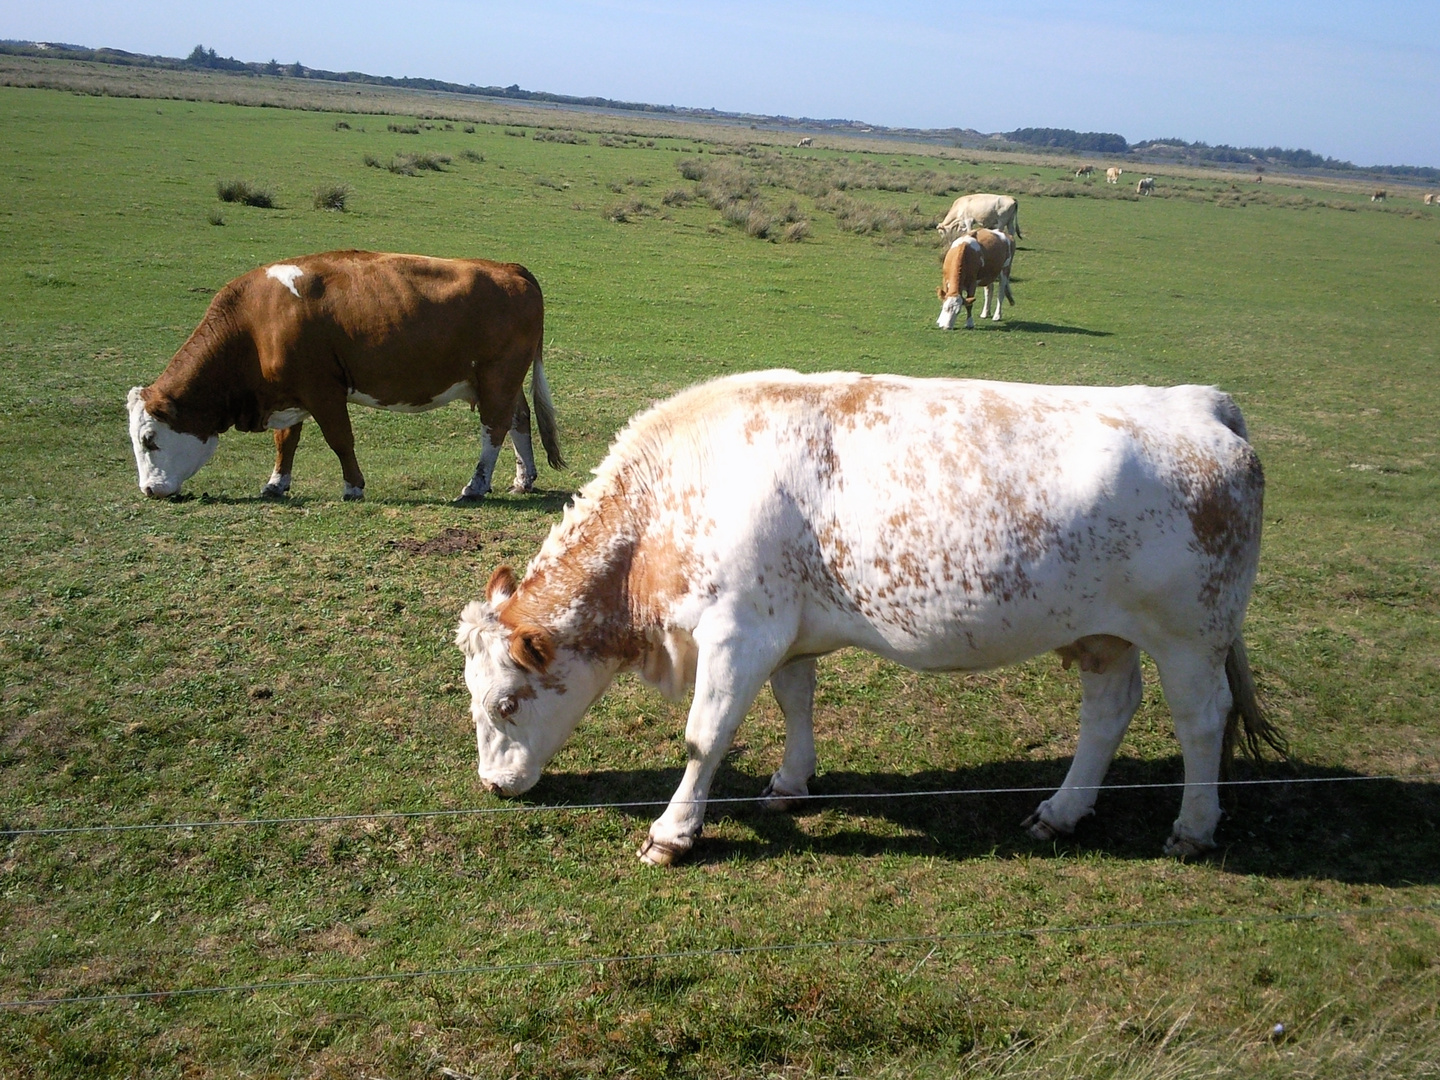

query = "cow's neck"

[{"left": 150, "top": 313, "right": 262, "bottom": 437}]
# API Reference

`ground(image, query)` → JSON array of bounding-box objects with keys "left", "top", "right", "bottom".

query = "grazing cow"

[
  {"left": 127, "top": 250, "right": 563, "bottom": 502},
  {"left": 1075, "top": 165, "right": 1095, "bottom": 178},
  {"left": 1372, "top": 190, "right": 1387, "bottom": 202},
  {"left": 1424, "top": 193, "right": 1436, "bottom": 205},
  {"left": 1137, "top": 177, "right": 1156, "bottom": 195},
  {"left": 456, "top": 370, "right": 1285, "bottom": 866},
  {"left": 936, "top": 193, "right": 1023, "bottom": 240},
  {"left": 1106, "top": 167, "right": 1123, "bottom": 184},
  {"left": 936, "top": 229, "right": 1015, "bottom": 329},
  {"left": 797, "top": 137, "right": 813, "bottom": 148},
  {"left": 1254, "top": 174, "right": 1264, "bottom": 183}
]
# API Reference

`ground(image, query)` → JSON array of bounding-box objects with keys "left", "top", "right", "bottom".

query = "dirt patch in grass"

[{"left": 388, "top": 527, "right": 489, "bottom": 556}]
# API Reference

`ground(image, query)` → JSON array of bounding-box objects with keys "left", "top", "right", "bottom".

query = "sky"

[{"left": 4, "top": 1, "right": 1438, "bottom": 167}]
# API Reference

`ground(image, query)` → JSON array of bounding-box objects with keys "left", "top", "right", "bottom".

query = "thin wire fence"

[
  {"left": 5, "top": 770, "right": 1437, "bottom": 839},
  {"left": 4, "top": 900, "right": 1437, "bottom": 1011}
]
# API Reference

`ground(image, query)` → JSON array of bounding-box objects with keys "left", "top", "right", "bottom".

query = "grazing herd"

[{"left": 127, "top": 145, "right": 1342, "bottom": 867}]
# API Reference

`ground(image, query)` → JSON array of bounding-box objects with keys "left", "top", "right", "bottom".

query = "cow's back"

[{"left": 640, "top": 372, "right": 1261, "bottom": 669}]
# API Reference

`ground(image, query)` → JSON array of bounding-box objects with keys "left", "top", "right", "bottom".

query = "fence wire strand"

[
  {"left": 4, "top": 900, "right": 1437, "bottom": 1011},
  {"left": 5, "top": 771, "right": 1438, "bottom": 839}
]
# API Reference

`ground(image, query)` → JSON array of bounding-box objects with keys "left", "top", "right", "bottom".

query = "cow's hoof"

[
  {"left": 1021, "top": 811, "right": 1067, "bottom": 842},
  {"left": 342, "top": 491, "right": 364, "bottom": 502},
  {"left": 1162, "top": 834, "right": 1215, "bottom": 859},
  {"left": 509, "top": 481, "right": 536, "bottom": 495},
  {"left": 638, "top": 834, "right": 690, "bottom": 867},
  {"left": 259, "top": 485, "right": 287, "bottom": 500},
  {"left": 454, "top": 491, "right": 486, "bottom": 505},
  {"left": 760, "top": 775, "right": 810, "bottom": 812}
]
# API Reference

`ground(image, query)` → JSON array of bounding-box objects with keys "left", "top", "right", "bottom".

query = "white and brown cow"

[
  {"left": 935, "top": 193, "right": 1022, "bottom": 240},
  {"left": 1075, "top": 165, "right": 1095, "bottom": 178},
  {"left": 1106, "top": 167, "right": 1123, "bottom": 184},
  {"left": 1136, "top": 177, "right": 1156, "bottom": 195},
  {"left": 936, "top": 229, "right": 1015, "bottom": 329},
  {"left": 457, "top": 370, "right": 1285, "bottom": 866},
  {"left": 1371, "top": 190, "right": 1387, "bottom": 202},
  {"left": 127, "top": 250, "right": 562, "bottom": 501}
]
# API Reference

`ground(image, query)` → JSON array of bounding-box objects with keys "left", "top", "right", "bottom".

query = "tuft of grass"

[
  {"left": 312, "top": 183, "right": 350, "bottom": 211},
  {"left": 603, "top": 197, "right": 650, "bottom": 223},
  {"left": 215, "top": 178, "right": 276, "bottom": 207},
  {"left": 533, "top": 130, "right": 587, "bottom": 144},
  {"left": 206, "top": 209, "right": 224, "bottom": 226},
  {"left": 463, "top": 124, "right": 476, "bottom": 134},
  {"left": 661, "top": 188, "right": 692, "bottom": 207},
  {"left": 460, "top": 148, "right": 484, "bottom": 163},
  {"left": 504, "top": 127, "right": 526, "bottom": 137},
  {"left": 386, "top": 122, "right": 420, "bottom": 135},
  {"left": 332, "top": 120, "right": 350, "bottom": 131},
  {"left": 782, "top": 219, "right": 810, "bottom": 242}
]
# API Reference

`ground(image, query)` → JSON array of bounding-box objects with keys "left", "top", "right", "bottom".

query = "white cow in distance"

[
  {"left": 1106, "top": 167, "right": 1123, "bottom": 184},
  {"left": 457, "top": 370, "right": 1286, "bottom": 867},
  {"left": 936, "top": 193, "right": 1022, "bottom": 239}
]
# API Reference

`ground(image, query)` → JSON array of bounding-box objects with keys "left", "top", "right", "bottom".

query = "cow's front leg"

[
  {"left": 458, "top": 424, "right": 505, "bottom": 502},
  {"left": 761, "top": 657, "right": 817, "bottom": 810},
  {"left": 509, "top": 394, "right": 538, "bottom": 494},
  {"left": 978, "top": 284, "right": 992, "bottom": 320},
  {"left": 992, "top": 272, "right": 1009, "bottom": 321},
  {"left": 1024, "top": 644, "right": 1142, "bottom": 841},
  {"left": 641, "top": 620, "right": 789, "bottom": 866},
  {"left": 308, "top": 400, "right": 365, "bottom": 500},
  {"left": 262, "top": 423, "right": 303, "bottom": 498}
]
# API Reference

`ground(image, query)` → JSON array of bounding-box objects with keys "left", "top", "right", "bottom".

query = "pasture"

[{"left": 2, "top": 82, "right": 1439, "bottom": 1078}]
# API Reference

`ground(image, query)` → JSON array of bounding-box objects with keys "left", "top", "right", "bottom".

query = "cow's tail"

[
  {"left": 1012, "top": 207, "right": 1022, "bottom": 240},
  {"left": 1221, "top": 637, "right": 1288, "bottom": 773},
  {"left": 531, "top": 348, "right": 565, "bottom": 470},
  {"left": 1004, "top": 281, "right": 1016, "bottom": 305}
]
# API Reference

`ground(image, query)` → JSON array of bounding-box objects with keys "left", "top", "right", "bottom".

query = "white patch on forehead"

[
  {"left": 127, "top": 388, "right": 219, "bottom": 497},
  {"left": 266, "top": 264, "right": 305, "bottom": 298},
  {"left": 348, "top": 381, "right": 474, "bottom": 413},
  {"left": 266, "top": 407, "right": 310, "bottom": 430}
]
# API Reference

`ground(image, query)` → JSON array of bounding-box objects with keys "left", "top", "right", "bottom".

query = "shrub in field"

[
  {"left": 603, "top": 198, "right": 650, "bottom": 223},
  {"left": 504, "top": 128, "right": 526, "bottom": 137},
  {"left": 362, "top": 153, "right": 383, "bottom": 169},
  {"left": 535, "top": 176, "right": 567, "bottom": 190},
  {"left": 387, "top": 122, "right": 420, "bottom": 135},
  {"left": 463, "top": 124, "right": 476, "bottom": 134},
  {"left": 383, "top": 152, "right": 451, "bottom": 175},
  {"left": 534, "top": 130, "right": 587, "bottom": 144},
  {"left": 313, "top": 184, "right": 351, "bottom": 211},
  {"left": 207, "top": 209, "right": 224, "bottom": 226},
  {"left": 782, "top": 219, "right": 810, "bottom": 242},
  {"left": 661, "top": 188, "right": 693, "bottom": 207},
  {"left": 333, "top": 120, "right": 351, "bottom": 131},
  {"left": 215, "top": 179, "right": 275, "bottom": 207},
  {"left": 460, "top": 149, "right": 484, "bottom": 163}
]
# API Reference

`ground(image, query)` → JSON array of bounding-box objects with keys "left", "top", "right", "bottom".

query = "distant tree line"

[{"left": 1004, "top": 128, "right": 1130, "bottom": 154}]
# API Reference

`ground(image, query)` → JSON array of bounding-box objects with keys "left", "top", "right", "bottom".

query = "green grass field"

[{"left": 1, "top": 82, "right": 1438, "bottom": 1078}]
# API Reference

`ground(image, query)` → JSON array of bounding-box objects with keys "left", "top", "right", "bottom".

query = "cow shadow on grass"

[
  {"left": 997, "top": 320, "right": 1112, "bottom": 337},
  {"left": 522, "top": 756, "right": 1440, "bottom": 886}
]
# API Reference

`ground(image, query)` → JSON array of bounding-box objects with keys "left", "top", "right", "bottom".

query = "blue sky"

[{"left": 5, "top": 1, "right": 1438, "bottom": 166}]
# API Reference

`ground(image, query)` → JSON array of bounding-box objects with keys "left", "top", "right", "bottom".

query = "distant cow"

[
  {"left": 1106, "top": 167, "right": 1123, "bottom": 184},
  {"left": 796, "top": 137, "right": 813, "bottom": 148},
  {"left": 1137, "top": 177, "right": 1156, "bottom": 195},
  {"left": 1372, "top": 190, "right": 1387, "bottom": 202},
  {"left": 127, "top": 250, "right": 563, "bottom": 502},
  {"left": 936, "top": 193, "right": 1022, "bottom": 240},
  {"left": 456, "top": 370, "right": 1285, "bottom": 865},
  {"left": 1425, "top": 193, "right": 1437, "bottom": 205},
  {"left": 936, "top": 229, "right": 1015, "bottom": 329},
  {"left": 1076, "top": 165, "right": 1095, "bottom": 178}
]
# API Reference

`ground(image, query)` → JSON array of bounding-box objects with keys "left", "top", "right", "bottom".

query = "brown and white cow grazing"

[
  {"left": 457, "top": 370, "right": 1285, "bottom": 866},
  {"left": 935, "top": 193, "right": 1022, "bottom": 240},
  {"left": 1136, "top": 177, "right": 1156, "bottom": 195},
  {"left": 1424, "top": 193, "right": 1436, "bottom": 205},
  {"left": 1106, "top": 167, "right": 1123, "bottom": 184},
  {"left": 936, "top": 229, "right": 1015, "bottom": 329},
  {"left": 1371, "top": 190, "right": 1387, "bottom": 202},
  {"left": 1076, "top": 165, "right": 1095, "bottom": 178},
  {"left": 127, "top": 250, "right": 562, "bottom": 501}
]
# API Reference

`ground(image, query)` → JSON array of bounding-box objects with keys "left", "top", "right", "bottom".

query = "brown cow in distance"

[
  {"left": 127, "top": 251, "right": 563, "bottom": 502},
  {"left": 936, "top": 229, "right": 1015, "bottom": 329}
]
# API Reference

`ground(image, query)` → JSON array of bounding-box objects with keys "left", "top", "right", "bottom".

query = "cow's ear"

[
  {"left": 509, "top": 624, "right": 554, "bottom": 674},
  {"left": 486, "top": 566, "right": 518, "bottom": 604}
]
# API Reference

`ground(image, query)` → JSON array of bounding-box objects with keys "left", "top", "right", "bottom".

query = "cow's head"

[
  {"left": 455, "top": 567, "right": 619, "bottom": 797},
  {"left": 127, "top": 387, "right": 218, "bottom": 498}
]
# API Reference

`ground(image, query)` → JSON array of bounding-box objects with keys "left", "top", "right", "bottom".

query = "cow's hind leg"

[
  {"left": 457, "top": 423, "right": 505, "bottom": 503},
  {"left": 992, "top": 271, "right": 1010, "bottom": 321},
  {"left": 978, "top": 284, "right": 992, "bottom": 320},
  {"left": 1024, "top": 644, "right": 1142, "bottom": 841},
  {"left": 760, "top": 657, "right": 817, "bottom": 811},
  {"left": 262, "top": 423, "right": 303, "bottom": 498},
  {"left": 509, "top": 393, "right": 538, "bottom": 494},
  {"left": 1151, "top": 645, "right": 1232, "bottom": 856}
]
